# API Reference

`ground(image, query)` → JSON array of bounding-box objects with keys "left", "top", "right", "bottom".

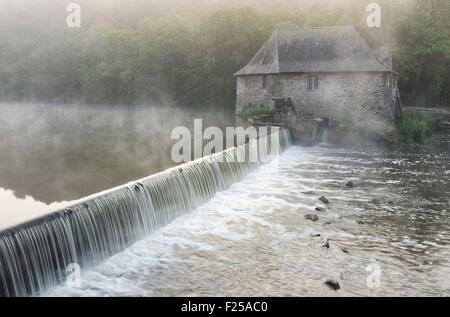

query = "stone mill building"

[{"left": 235, "top": 26, "right": 402, "bottom": 136}]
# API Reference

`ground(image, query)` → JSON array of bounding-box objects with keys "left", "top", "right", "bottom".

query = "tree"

[
  {"left": 136, "top": 15, "right": 195, "bottom": 103},
  {"left": 396, "top": 0, "right": 450, "bottom": 103},
  {"left": 200, "top": 6, "right": 272, "bottom": 105}
]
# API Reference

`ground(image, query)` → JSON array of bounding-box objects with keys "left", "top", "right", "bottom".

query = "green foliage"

[
  {"left": 397, "top": 113, "right": 442, "bottom": 144},
  {"left": 395, "top": 0, "right": 450, "bottom": 106},
  {"left": 0, "top": 6, "right": 275, "bottom": 105},
  {"left": 0, "top": 0, "right": 449, "bottom": 107},
  {"left": 240, "top": 106, "right": 275, "bottom": 120}
]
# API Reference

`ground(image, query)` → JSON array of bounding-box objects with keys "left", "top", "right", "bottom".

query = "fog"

[
  {"left": 0, "top": 0, "right": 425, "bottom": 228},
  {"left": 0, "top": 103, "right": 236, "bottom": 206}
]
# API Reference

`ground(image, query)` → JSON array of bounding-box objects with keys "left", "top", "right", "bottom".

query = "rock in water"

[
  {"left": 322, "top": 238, "right": 330, "bottom": 249},
  {"left": 325, "top": 280, "right": 341, "bottom": 291},
  {"left": 341, "top": 247, "right": 349, "bottom": 254},
  {"left": 319, "top": 196, "right": 330, "bottom": 204},
  {"left": 346, "top": 181, "right": 354, "bottom": 188},
  {"left": 315, "top": 207, "right": 326, "bottom": 212},
  {"left": 305, "top": 214, "right": 319, "bottom": 222}
]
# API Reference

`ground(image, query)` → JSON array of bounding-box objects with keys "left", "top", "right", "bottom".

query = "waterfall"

[
  {"left": 320, "top": 128, "right": 330, "bottom": 145},
  {"left": 0, "top": 128, "right": 291, "bottom": 297}
]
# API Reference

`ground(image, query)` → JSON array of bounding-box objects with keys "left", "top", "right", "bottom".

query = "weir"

[{"left": 0, "top": 128, "right": 291, "bottom": 297}]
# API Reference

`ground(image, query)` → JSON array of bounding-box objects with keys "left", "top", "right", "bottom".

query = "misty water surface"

[{"left": 0, "top": 102, "right": 236, "bottom": 229}]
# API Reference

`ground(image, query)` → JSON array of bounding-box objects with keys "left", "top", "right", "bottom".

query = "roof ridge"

[{"left": 234, "top": 25, "right": 392, "bottom": 76}]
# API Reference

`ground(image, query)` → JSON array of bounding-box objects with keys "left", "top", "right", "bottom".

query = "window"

[
  {"left": 308, "top": 75, "right": 319, "bottom": 91},
  {"left": 262, "top": 75, "right": 268, "bottom": 89}
]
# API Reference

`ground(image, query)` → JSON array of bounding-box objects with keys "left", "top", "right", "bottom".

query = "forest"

[{"left": 0, "top": 0, "right": 449, "bottom": 107}]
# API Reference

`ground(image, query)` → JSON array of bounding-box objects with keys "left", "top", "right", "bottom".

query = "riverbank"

[
  {"left": 397, "top": 112, "right": 442, "bottom": 145},
  {"left": 403, "top": 107, "right": 450, "bottom": 120}
]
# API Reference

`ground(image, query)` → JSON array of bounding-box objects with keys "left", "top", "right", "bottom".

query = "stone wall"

[
  {"left": 236, "top": 72, "right": 397, "bottom": 136},
  {"left": 236, "top": 76, "right": 279, "bottom": 114}
]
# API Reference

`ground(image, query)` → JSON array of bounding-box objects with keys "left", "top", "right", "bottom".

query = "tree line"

[{"left": 0, "top": 0, "right": 449, "bottom": 107}]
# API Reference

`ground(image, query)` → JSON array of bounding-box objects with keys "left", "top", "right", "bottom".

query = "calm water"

[
  {"left": 0, "top": 102, "right": 236, "bottom": 229},
  {"left": 1, "top": 103, "right": 449, "bottom": 296}
]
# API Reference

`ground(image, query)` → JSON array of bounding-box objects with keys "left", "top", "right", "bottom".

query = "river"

[
  {"left": 1, "top": 103, "right": 449, "bottom": 296},
  {"left": 50, "top": 136, "right": 450, "bottom": 296},
  {"left": 0, "top": 102, "right": 236, "bottom": 229}
]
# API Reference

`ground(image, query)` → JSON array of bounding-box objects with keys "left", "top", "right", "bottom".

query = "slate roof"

[{"left": 234, "top": 26, "right": 391, "bottom": 76}]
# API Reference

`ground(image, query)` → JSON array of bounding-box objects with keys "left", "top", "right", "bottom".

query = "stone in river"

[
  {"left": 315, "top": 207, "right": 326, "bottom": 212},
  {"left": 305, "top": 214, "right": 319, "bottom": 222},
  {"left": 346, "top": 181, "right": 354, "bottom": 188},
  {"left": 325, "top": 280, "right": 341, "bottom": 291},
  {"left": 319, "top": 196, "right": 330, "bottom": 204}
]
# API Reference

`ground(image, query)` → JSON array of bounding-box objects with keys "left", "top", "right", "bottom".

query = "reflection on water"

[
  {"left": 48, "top": 132, "right": 449, "bottom": 296},
  {"left": 0, "top": 188, "right": 68, "bottom": 230},
  {"left": 0, "top": 102, "right": 236, "bottom": 226}
]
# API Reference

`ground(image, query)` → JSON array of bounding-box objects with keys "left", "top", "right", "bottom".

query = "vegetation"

[
  {"left": 239, "top": 106, "right": 275, "bottom": 120},
  {"left": 395, "top": 0, "right": 450, "bottom": 106},
  {"left": 397, "top": 113, "right": 442, "bottom": 144},
  {"left": 0, "top": 0, "right": 449, "bottom": 107}
]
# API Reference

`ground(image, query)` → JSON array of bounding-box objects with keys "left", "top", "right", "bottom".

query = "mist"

[
  {"left": 0, "top": 0, "right": 449, "bottom": 299},
  {"left": 0, "top": 0, "right": 427, "bottom": 106},
  {"left": 0, "top": 0, "right": 442, "bottom": 210},
  {"left": 0, "top": 102, "right": 236, "bottom": 205}
]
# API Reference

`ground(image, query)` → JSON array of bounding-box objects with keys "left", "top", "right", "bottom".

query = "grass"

[
  {"left": 397, "top": 113, "right": 442, "bottom": 144},
  {"left": 239, "top": 106, "right": 275, "bottom": 120}
]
